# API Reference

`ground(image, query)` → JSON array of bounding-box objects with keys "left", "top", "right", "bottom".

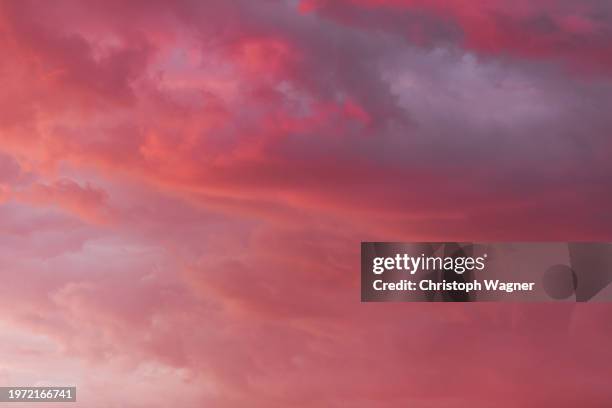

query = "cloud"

[
  {"left": 13, "top": 179, "right": 116, "bottom": 224},
  {"left": 0, "top": 0, "right": 611, "bottom": 407},
  {"left": 301, "top": 0, "right": 612, "bottom": 74}
]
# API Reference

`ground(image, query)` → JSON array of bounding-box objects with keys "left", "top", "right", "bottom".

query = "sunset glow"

[{"left": 1, "top": 1, "right": 612, "bottom": 406}]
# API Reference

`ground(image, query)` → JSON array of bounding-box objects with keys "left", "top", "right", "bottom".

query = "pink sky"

[{"left": 1, "top": 0, "right": 612, "bottom": 406}]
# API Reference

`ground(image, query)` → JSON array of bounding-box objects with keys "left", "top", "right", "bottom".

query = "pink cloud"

[
  {"left": 0, "top": 1, "right": 611, "bottom": 407},
  {"left": 301, "top": 0, "right": 612, "bottom": 74},
  {"left": 14, "top": 179, "right": 116, "bottom": 224}
]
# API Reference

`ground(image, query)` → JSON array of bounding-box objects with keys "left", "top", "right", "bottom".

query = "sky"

[{"left": 1, "top": 0, "right": 612, "bottom": 406}]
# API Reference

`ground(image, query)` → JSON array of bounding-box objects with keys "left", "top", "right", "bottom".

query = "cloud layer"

[{"left": 1, "top": 0, "right": 612, "bottom": 406}]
